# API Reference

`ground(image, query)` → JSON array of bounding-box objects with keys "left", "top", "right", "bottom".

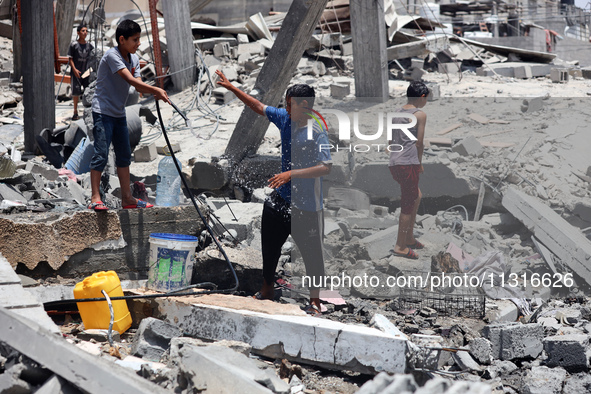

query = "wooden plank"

[
  {"left": 225, "top": 0, "right": 330, "bottom": 162},
  {"left": 468, "top": 113, "right": 489, "bottom": 124},
  {"left": 436, "top": 123, "right": 462, "bottom": 135},
  {"left": 479, "top": 129, "right": 513, "bottom": 138},
  {"left": 350, "top": 0, "right": 388, "bottom": 101},
  {"left": 0, "top": 307, "right": 170, "bottom": 394},
  {"left": 55, "top": 73, "right": 71, "bottom": 83},
  {"left": 425, "top": 137, "right": 452, "bottom": 146},
  {"left": 22, "top": 0, "right": 56, "bottom": 154},
  {"left": 162, "top": 0, "right": 195, "bottom": 92}
]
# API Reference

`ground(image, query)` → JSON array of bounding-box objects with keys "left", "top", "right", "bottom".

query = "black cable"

[{"left": 43, "top": 100, "right": 239, "bottom": 309}]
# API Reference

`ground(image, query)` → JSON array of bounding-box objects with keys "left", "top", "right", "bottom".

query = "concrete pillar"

[
  {"left": 55, "top": 0, "right": 77, "bottom": 56},
  {"left": 350, "top": 0, "right": 389, "bottom": 101},
  {"left": 161, "top": 0, "right": 196, "bottom": 92},
  {"left": 21, "top": 0, "right": 55, "bottom": 154},
  {"left": 224, "top": 0, "right": 329, "bottom": 162}
]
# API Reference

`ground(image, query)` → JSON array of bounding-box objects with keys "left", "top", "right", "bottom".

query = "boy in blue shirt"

[
  {"left": 89, "top": 19, "right": 170, "bottom": 210},
  {"left": 215, "top": 70, "right": 332, "bottom": 315}
]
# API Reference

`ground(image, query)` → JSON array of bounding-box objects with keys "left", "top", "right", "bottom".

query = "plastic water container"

[
  {"left": 155, "top": 152, "right": 182, "bottom": 207},
  {"left": 148, "top": 233, "right": 198, "bottom": 291},
  {"left": 64, "top": 137, "right": 94, "bottom": 174},
  {"left": 74, "top": 271, "right": 132, "bottom": 334}
]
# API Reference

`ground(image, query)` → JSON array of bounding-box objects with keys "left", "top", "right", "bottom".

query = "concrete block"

[
  {"left": 25, "top": 161, "right": 59, "bottom": 181},
  {"left": 330, "top": 83, "right": 350, "bottom": 98},
  {"left": 438, "top": 62, "right": 461, "bottom": 74},
  {"left": 237, "top": 42, "right": 262, "bottom": 56},
  {"left": 543, "top": 334, "right": 590, "bottom": 372},
  {"left": 176, "top": 343, "right": 288, "bottom": 393},
  {"left": 213, "top": 87, "right": 235, "bottom": 104},
  {"left": 522, "top": 366, "right": 567, "bottom": 394},
  {"left": 469, "top": 337, "right": 493, "bottom": 365},
  {"left": 514, "top": 65, "right": 533, "bottom": 79},
  {"left": 483, "top": 323, "right": 543, "bottom": 361},
  {"left": 521, "top": 97, "right": 544, "bottom": 113},
  {"left": 213, "top": 42, "right": 231, "bottom": 58},
  {"left": 157, "top": 299, "right": 408, "bottom": 374},
  {"left": 140, "top": 63, "right": 156, "bottom": 80},
  {"left": 550, "top": 68, "right": 569, "bottom": 83},
  {"left": 582, "top": 68, "right": 591, "bottom": 79},
  {"left": 130, "top": 317, "right": 183, "bottom": 362},
  {"left": 191, "top": 159, "right": 230, "bottom": 190},
  {"left": 451, "top": 135, "right": 483, "bottom": 157},
  {"left": 156, "top": 142, "right": 181, "bottom": 155},
  {"left": 237, "top": 33, "right": 249, "bottom": 44},
  {"left": 409, "top": 334, "right": 442, "bottom": 370},
  {"left": 326, "top": 187, "right": 370, "bottom": 211},
  {"left": 134, "top": 143, "right": 157, "bottom": 162}
]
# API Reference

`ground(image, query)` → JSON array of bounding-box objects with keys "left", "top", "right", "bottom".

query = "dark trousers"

[{"left": 261, "top": 198, "right": 325, "bottom": 290}]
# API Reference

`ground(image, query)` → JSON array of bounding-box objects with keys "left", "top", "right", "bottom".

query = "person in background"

[{"left": 68, "top": 24, "right": 93, "bottom": 120}]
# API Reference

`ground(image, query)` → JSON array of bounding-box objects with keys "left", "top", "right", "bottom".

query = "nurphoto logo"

[{"left": 305, "top": 109, "right": 418, "bottom": 153}]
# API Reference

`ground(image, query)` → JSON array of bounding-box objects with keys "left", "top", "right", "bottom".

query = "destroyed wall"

[{"left": 471, "top": 27, "right": 547, "bottom": 53}]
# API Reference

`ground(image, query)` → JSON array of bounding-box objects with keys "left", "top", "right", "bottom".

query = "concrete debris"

[
  {"left": 543, "top": 334, "right": 591, "bottom": 372},
  {"left": 131, "top": 317, "right": 183, "bottom": 362},
  {"left": 2, "top": 2, "right": 591, "bottom": 393},
  {"left": 522, "top": 365, "right": 567, "bottom": 394}
]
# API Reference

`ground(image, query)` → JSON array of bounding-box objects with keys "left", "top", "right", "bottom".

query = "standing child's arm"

[
  {"left": 215, "top": 70, "right": 265, "bottom": 115},
  {"left": 116, "top": 68, "right": 170, "bottom": 104},
  {"left": 415, "top": 111, "right": 427, "bottom": 173}
]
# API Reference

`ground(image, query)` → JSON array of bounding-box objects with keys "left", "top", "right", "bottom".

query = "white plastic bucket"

[{"left": 148, "top": 233, "right": 198, "bottom": 291}]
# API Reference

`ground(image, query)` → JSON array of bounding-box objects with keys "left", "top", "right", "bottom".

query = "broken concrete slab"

[
  {"left": 154, "top": 297, "right": 407, "bottom": 374},
  {"left": 502, "top": 187, "right": 591, "bottom": 289},
  {"left": 0, "top": 183, "right": 26, "bottom": 202},
  {"left": 326, "top": 187, "right": 370, "bottom": 211},
  {"left": 0, "top": 307, "right": 169, "bottom": 394},
  {"left": 175, "top": 343, "right": 288, "bottom": 393},
  {"left": 469, "top": 337, "right": 493, "bottom": 365},
  {"left": 131, "top": 317, "right": 183, "bottom": 362},
  {"left": 212, "top": 201, "right": 263, "bottom": 243},
  {"left": 25, "top": 161, "right": 59, "bottom": 181},
  {"left": 543, "top": 334, "right": 590, "bottom": 372}
]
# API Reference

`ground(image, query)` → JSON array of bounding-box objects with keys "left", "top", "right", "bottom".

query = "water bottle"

[{"left": 156, "top": 150, "right": 182, "bottom": 207}]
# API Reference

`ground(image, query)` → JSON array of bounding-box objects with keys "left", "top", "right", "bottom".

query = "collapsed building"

[{"left": 1, "top": 0, "right": 591, "bottom": 393}]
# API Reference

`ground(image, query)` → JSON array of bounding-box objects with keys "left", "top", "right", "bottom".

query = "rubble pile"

[{"left": 1, "top": 0, "right": 591, "bottom": 393}]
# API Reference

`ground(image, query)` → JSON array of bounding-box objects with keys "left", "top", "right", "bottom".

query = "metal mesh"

[{"left": 398, "top": 271, "right": 486, "bottom": 318}]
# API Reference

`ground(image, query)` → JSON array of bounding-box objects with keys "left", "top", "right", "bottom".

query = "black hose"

[{"left": 43, "top": 99, "right": 239, "bottom": 309}]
